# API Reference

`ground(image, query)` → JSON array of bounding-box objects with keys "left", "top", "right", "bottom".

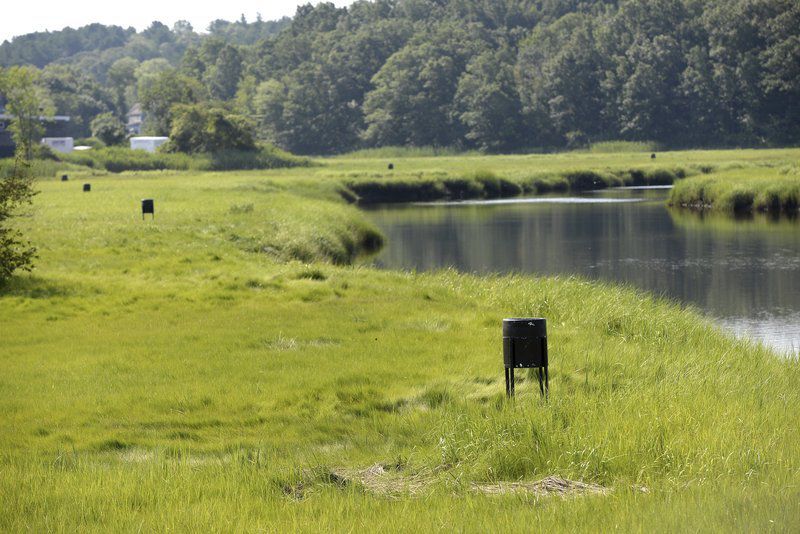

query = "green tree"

[
  {"left": 41, "top": 64, "right": 116, "bottom": 137},
  {"left": 167, "top": 104, "right": 255, "bottom": 153},
  {"left": 107, "top": 57, "right": 140, "bottom": 114},
  {"left": 204, "top": 44, "right": 243, "bottom": 100},
  {"left": 139, "top": 70, "right": 203, "bottom": 135},
  {"left": 363, "top": 25, "right": 484, "bottom": 147},
  {"left": 756, "top": 0, "right": 800, "bottom": 143},
  {"left": 90, "top": 112, "right": 127, "bottom": 145},
  {"left": 0, "top": 66, "right": 54, "bottom": 159},
  {"left": 253, "top": 64, "right": 345, "bottom": 154},
  {"left": 455, "top": 48, "right": 529, "bottom": 152},
  {"left": 253, "top": 79, "right": 287, "bottom": 143},
  {"left": 134, "top": 58, "right": 173, "bottom": 98},
  {"left": 679, "top": 45, "right": 725, "bottom": 144},
  {"left": 617, "top": 35, "right": 685, "bottom": 142},
  {"left": 0, "top": 156, "right": 37, "bottom": 282},
  {"left": 517, "top": 14, "right": 606, "bottom": 146},
  {"left": 0, "top": 67, "right": 44, "bottom": 281}
]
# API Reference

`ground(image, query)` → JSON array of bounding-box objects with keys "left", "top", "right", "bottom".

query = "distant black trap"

[{"left": 141, "top": 198, "right": 154, "bottom": 220}]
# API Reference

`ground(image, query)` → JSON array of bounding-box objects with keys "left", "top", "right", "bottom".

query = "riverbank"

[
  {"left": 342, "top": 165, "right": 689, "bottom": 204},
  {"left": 668, "top": 165, "right": 800, "bottom": 214},
  {"left": 1, "top": 164, "right": 799, "bottom": 530},
  {"left": 331, "top": 148, "right": 799, "bottom": 204}
]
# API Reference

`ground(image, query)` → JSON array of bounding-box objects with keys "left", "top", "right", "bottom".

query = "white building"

[
  {"left": 41, "top": 137, "right": 74, "bottom": 153},
  {"left": 130, "top": 136, "right": 169, "bottom": 153}
]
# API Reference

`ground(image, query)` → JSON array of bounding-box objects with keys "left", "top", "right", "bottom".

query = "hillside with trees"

[{"left": 1, "top": 0, "right": 798, "bottom": 153}]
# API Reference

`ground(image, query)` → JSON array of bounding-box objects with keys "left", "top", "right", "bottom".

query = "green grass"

[
  {"left": 58, "top": 144, "right": 310, "bottom": 173},
  {"left": 2, "top": 149, "right": 800, "bottom": 530},
  {"left": 668, "top": 164, "right": 800, "bottom": 214},
  {"left": 342, "top": 145, "right": 481, "bottom": 158},
  {"left": 589, "top": 140, "right": 660, "bottom": 153},
  {"left": 0, "top": 156, "right": 104, "bottom": 181}
]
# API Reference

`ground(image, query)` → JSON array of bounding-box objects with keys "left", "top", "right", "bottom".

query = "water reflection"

[{"left": 367, "top": 189, "right": 800, "bottom": 355}]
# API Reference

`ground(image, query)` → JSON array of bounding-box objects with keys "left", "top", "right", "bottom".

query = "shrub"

[
  {"left": 167, "top": 104, "right": 256, "bottom": 154},
  {"left": 90, "top": 113, "right": 127, "bottom": 146},
  {"left": 0, "top": 154, "right": 37, "bottom": 281},
  {"left": 74, "top": 137, "right": 106, "bottom": 149}
]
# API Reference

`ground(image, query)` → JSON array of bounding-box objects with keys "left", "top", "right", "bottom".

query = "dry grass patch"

[{"left": 472, "top": 476, "right": 610, "bottom": 497}]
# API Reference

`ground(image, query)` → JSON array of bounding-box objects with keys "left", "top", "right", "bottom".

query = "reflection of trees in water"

[{"left": 371, "top": 201, "right": 800, "bottom": 322}]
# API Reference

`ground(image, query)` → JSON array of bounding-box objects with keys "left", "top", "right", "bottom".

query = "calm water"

[{"left": 367, "top": 187, "right": 800, "bottom": 356}]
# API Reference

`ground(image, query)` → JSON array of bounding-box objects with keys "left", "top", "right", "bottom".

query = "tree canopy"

[{"left": 1, "top": 0, "right": 798, "bottom": 153}]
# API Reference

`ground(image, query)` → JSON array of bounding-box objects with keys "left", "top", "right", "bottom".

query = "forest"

[{"left": 1, "top": 0, "right": 798, "bottom": 154}]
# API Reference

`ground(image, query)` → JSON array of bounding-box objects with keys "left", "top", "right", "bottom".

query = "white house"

[
  {"left": 130, "top": 136, "right": 169, "bottom": 153},
  {"left": 41, "top": 137, "right": 74, "bottom": 153},
  {"left": 126, "top": 103, "right": 144, "bottom": 135}
]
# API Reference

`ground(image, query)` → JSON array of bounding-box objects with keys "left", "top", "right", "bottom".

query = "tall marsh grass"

[
  {"left": 343, "top": 165, "right": 701, "bottom": 203},
  {"left": 589, "top": 140, "right": 661, "bottom": 153},
  {"left": 58, "top": 144, "right": 309, "bottom": 173},
  {"left": 669, "top": 167, "right": 800, "bottom": 214},
  {"left": 343, "top": 146, "right": 481, "bottom": 158}
]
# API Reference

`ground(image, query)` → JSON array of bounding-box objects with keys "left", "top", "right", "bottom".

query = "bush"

[
  {"left": 0, "top": 154, "right": 37, "bottom": 281},
  {"left": 167, "top": 104, "right": 256, "bottom": 154},
  {"left": 74, "top": 137, "right": 106, "bottom": 149},
  {"left": 90, "top": 113, "right": 127, "bottom": 146}
]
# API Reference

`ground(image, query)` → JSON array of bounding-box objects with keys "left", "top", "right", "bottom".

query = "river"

[{"left": 366, "top": 187, "right": 800, "bottom": 356}]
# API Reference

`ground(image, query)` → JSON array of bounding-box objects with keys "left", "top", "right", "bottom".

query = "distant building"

[
  {"left": 126, "top": 103, "right": 144, "bottom": 135},
  {"left": 130, "top": 136, "right": 168, "bottom": 153},
  {"left": 0, "top": 109, "right": 71, "bottom": 158},
  {"left": 41, "top": 137, "right": 74, "bottom": 153}
]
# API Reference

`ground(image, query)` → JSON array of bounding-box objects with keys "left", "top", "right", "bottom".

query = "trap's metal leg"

[
  {"left": 510, "top": 368, "right": 515, "bottom": 397},
  {"left": 544, "top": 366, "right": 549, "bottom": 399},
  {"left": 538, "top": 367, "right": 544, "bottom": 397},
  {"left": 505, "top": 368, "right": 511, "bottom": 397}
]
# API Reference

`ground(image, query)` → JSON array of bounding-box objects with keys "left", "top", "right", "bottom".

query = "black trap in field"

[
  {"left": 141, "top": 198, "right": 154, "bottom": 219},
  {"left": 503, "top": 318, "right": 549, "bottom": 398}
]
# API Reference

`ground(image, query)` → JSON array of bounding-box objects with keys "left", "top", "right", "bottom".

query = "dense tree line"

[{"left": 1, "top": 0, "right": 798, "bottom": 153}]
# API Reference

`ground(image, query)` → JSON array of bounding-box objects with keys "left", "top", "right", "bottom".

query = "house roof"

[{"left": 0, "top": 113, "right": 70, "bottom": 122}]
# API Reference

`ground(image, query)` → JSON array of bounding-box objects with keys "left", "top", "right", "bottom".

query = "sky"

[{"left": 1, "top": 0, "right": 356, "bottom": 43}]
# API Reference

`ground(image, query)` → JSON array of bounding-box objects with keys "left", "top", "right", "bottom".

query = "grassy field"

[
  {"left": 1, "top": 149, "right": 800, "bottom": 530},
  {"left": 669, "top": 164, "right": 800, "bottom": 214}
]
